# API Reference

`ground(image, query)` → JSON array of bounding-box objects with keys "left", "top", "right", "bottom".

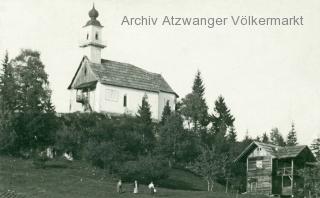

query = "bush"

[
  {"left": 84, "top": 140, "right": 121, "bottom": 173},
  {"left": 119, "top": 154, "right": 169, "bottom": 183}
]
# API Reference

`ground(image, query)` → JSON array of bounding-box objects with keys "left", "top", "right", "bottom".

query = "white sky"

[{"left": 0, "top": 0, "right": 319, "bottom": 145}]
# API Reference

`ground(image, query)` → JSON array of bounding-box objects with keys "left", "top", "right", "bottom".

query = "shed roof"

[{"left": 68, "top": 57, "right": 178, "bottom": 97}]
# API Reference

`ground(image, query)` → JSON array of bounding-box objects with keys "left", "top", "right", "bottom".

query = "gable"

[
  {"left": 68, "top": 57, "right": 98, "bottom": 90},
  {"left": 234, "top": 142, "right": 278, "bottom": 163},
  {"left": 248, "top": 146, "right": 271, "bottom": 158}
]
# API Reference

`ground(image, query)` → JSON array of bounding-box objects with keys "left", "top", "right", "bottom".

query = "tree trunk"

[
  {"left": 207, "top": 180, "right": 210, "bottom": 192},
  {"left": 209, "top": 178, "right": 214, "bottom": 191}
]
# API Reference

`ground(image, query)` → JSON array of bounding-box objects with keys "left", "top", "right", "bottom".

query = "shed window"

[
  {"left": 123, "top": 95, "right": 127, "bottom": 107},
  {"left": 256, "top": 160, "right": 263, "bottom": 169}
]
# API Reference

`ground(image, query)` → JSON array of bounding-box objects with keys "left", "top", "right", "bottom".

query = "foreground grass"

[{"left": 0, "top": 156, "right": 264, "bottom": 198}]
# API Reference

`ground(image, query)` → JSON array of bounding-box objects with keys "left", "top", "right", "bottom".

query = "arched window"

[{"left": 95, "top": 33, "right": 98, "bottom": 40}]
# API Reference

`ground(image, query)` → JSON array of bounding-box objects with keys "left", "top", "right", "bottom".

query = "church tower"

[{"left": 80, "top": 5, "right": 105, "bottom": 64}]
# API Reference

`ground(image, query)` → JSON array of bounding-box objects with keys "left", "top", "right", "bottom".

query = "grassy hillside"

[{"left": 0, "top": 156, "right": 265, "bottom": 198}]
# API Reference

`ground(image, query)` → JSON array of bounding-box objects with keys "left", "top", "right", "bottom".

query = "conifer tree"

[
  {"left": 0, "top": 51, "right": 17, "bottom": 153},
  {"left": 0, "top": 51, "right": 17, "bottom": 113},
  {"left": 160, "top": 100, "right": 171, "bottom": 125},
  {"left": 211, "top": 96, "right": 235, "bottom": 143},
  {"left": 137, "top": 95, "right": 154, "bottom": 153},
  {"left": 262, "top": 132, "right": 269, "bottom": 143},
  {"left": 286, "top": 122, "right": 298, "bottom": 146},
  {"left": 192, "top": 70, "right": 205, "bottom": 98},
  {"left": 181, "top": 70, "right": 208, "bottom": 133}
]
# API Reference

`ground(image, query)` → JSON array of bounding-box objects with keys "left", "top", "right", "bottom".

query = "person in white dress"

[{"left": 133, "top": 180, "right": 138, "bottom": 194}]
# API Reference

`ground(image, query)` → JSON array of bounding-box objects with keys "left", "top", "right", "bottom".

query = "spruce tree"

[
  {"left": 181, "top": 70, "right": 208, "bottom": 133},
  {"left": 286, "top": 122, "right": 298, "bottom": 146},
  {"left": 0, "top": 51, "right": 17, "bottom": 113},
  {"left": 211, "top": 96, "right": 235, "bottom": 143},
  {"left": 160, "top": 100, "right": 171, "bottom": 125},
  {"left": 262, "top": 132, "right": 269, "bottom": 143},
  {"left": 137, "top": 95, "right": 154, "bottom": 153},
  {"left": 0, "top": 51, "right": 17, "bottom": 153},
  {"left": 192, "top": 70, "right": 205, "bottom": 98}
]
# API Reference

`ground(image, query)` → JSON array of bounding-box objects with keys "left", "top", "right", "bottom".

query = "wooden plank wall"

[{"left": 247, "top": 156, "right": 272, "bottom": 195}]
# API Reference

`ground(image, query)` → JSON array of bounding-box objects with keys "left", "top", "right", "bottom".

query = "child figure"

[
  {"left": 117, "top": 179, "right": 122, "bottom": 193},
  {"left": 148, "top": 181, "right": 155, "bottom": 195}
]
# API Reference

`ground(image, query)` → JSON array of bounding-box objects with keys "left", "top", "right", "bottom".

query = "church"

[{"left": 68, "top": 6, "right": 178, "bottom": 120}]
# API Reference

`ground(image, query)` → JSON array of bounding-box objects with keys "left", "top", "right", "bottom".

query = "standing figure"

[
  {"left": 148, "top": 181, "right": 155, "bottom": 195},
  {"left": 117, "top": 179, "right": 122, "bottom": 194},
  {"left": 133, "top": 180, "right": 138, "bottom": 194}
]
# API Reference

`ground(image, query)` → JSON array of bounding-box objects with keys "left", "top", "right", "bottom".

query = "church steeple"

[{"left": 80, "top": 4, "right": 105, "bottom": 64}]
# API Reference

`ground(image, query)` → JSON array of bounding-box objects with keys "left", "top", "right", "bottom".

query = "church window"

[
  {"left": 123, "top": 95, "right": 127, "bottom": 107},
  {"left": 86, "top": 33, "right": 89, "bottom": 40},
  {"left": 95, "top": 33, "right": 98, "bottom": 40},
  {"left": 84, "top": 67, "right": 87, "bottom": 76}
]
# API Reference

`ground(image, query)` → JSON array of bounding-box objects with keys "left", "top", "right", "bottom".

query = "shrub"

[
  {"left": 119, "top": 154, "right": 169, "bottom": 183},
  {"left": 84, "top": 140, "right": 121, "bottom": 173}
]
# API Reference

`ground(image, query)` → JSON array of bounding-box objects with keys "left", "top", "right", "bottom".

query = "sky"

[{"left": 0, "top": 0, "right": 319, "bottom": 145}]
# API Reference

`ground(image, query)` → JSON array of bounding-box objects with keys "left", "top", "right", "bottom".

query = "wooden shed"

[{"left": 234, "top": 141, "right": 316, "bottom": 197}]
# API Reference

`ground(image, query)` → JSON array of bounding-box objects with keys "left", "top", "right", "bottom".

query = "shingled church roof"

[{"left": 68, "top": 57, "right": 178, "bottom": 97}]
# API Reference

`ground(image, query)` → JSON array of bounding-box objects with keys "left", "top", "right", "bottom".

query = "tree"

[
  {"left": 311, "top": 138, "right": 320, "bottom": 161},
  {"left": 11, "top": 49, "right": 54, "bottom": 113},
  {"left": 160, "top": 100, "right": 171, "bottom": 125},
  {"left": 287, "top": 122, "right": 298, "bottom": 146},
  {"left": 190, "top": 145, "right": 227, "bottom": 191},
  {"left": 226, "top": 126, "right": 237, "bottom": 143},
  {"left": 0, "top": 51, "right": 17, "bottom": 112},
  {"left": 181, "top": 71, "right": 209, "bottom": 134},
  {"left": 270, "top": 127, "right": 285, "bottom": 146},
  {"left": 210, "top": 96, "right": 235, "bottom": 146},
  {"left": 297, "top": 164, "right": 320, "bottom": 197},
  {"left": 136, "top": 95, "right": 155, "bottom": 153},
  {"left": 9, "top": 49, "right": 56, "bottom": 153},
  {"left": 262, "top": 132, "right": 269, "bottom": 143},
  {"left": 0, "top": 51, "right": 17, "bottom": 153},
  {"left": 192, "top": 70, "right": 205, "bottom": 98},
  {"left": 157, "top": 113, "right": 185, "bottom": 167}
]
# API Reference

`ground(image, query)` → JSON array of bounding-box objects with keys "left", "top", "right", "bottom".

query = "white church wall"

[
  {"left": 98, "top": 83, "right": 159, "bottom": 120},
  {"left": 158, "top": 92, "right": 176, "bottom": 119}
]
